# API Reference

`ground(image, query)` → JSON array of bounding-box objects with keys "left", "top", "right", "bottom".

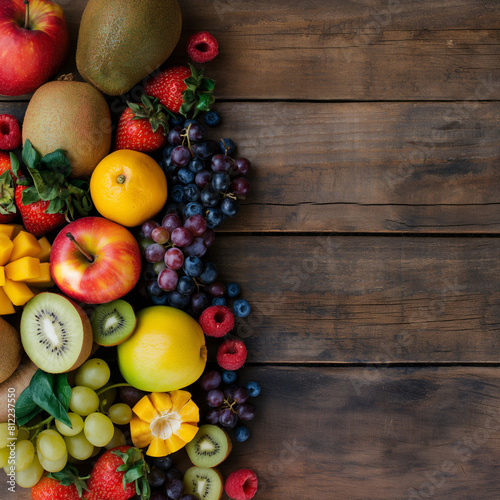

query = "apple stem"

[
  {"left": 24, "top": 0, "right": 30, "bottom": 30},
  {"left": 66, "top": 232, "right": 94, "bottom": 263}
]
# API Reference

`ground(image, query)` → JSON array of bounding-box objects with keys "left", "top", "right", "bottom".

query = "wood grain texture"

[
  {"left": 4, "top": 366, "right": 500, "bottom": 499},
  {"left": 214, "top": 235, "right": 500, "bottom": 363},
  {"left": 3, "top": 0, "right": 500, "bottom": 101}
]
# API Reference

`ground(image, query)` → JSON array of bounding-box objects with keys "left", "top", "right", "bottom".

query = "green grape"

[
  {"left": 36, "top": 429, "right": 66, "bottom": 462},
  {"left": 69, "top": 386, "right": 100, "bottom": 416},
  {"left": 0, "top": 447, "right": 9, "bottom": 468},
  {"left": 99, "top": 385, "right": 117, "bottom": 412},
  {"left": 55, "top": 413, "right": 84, "bottom": 437},
  {"left": 38, "top": 449, "right": 68, "bottom": 473},
  {"left": 13, "top": 439, "right": 35, "bottom": 472},
  {"left": 105, "top": 427, "right": 126, "bottom": 450},
  {"left": 84, "top": 413, "right": 114, "bottom": 447},
  {"left": 75, "top": 358, "right": 111, "bottom": 390},
  {"left": 15, "top": 454, "right": 44, "bottom": 488},
  {"left": 108, "top": 403, "right": 132, "bottom": 425},
  {"left": 64, "top": 432, "right": 94, "bottom": 461},
  {"left": 0, "top": 422, "right": 17, "bottom": 448}
]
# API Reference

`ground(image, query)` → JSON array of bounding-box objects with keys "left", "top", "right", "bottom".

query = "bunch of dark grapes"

[{"left": 199, "top": 370, "right": 260, "bottom": 443}]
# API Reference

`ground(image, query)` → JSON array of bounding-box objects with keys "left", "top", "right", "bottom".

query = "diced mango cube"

[
  {"left": 0, "top": 287, "right": 15, "bottom": 314},
  {"left": 5, "top": 257, "right": 41, "bottom": 282},
  {"left": 0, "top": 267, "right": 5, "bottom": 287},
  {"left": 25, "top": 263, "right": 53, "bottom": 287},
  {"left": 0, "top": 234, "right": 13, "bottom": 266},
  {"left": 10, "top": 231, "right": 42, "bottom": 262},
  {"left": 37, "top": 237, "right": 52, "bottom": 263},
  {"left": 3, "top": 279, "right": 34, "bottom": 306},
  {"left": 0, "top": 224, "right": 22, "bottom": 240}
]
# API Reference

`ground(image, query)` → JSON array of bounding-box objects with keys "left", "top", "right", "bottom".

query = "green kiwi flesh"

[
  {"left": 91, "top": 300, "right": 136, "bottom": 346},
  {"left": 186, "top": 424, "right": 231, "bottom": 467},
  {"left": 183, "top": 466, "right": 223, "bottom": 500}
]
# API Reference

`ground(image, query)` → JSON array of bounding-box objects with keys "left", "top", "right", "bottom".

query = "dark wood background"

[{"left": 2, "top": 0, "right": 500, "bottom": 498}]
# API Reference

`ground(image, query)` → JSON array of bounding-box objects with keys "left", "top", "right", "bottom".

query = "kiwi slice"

[
  {"left": 90, "top": 300, "right": 136, "bottom": 346},
  {"left": 186, "top": 424, "right": 232, "bottom": 467},
  {"left": 183, "top": 466, "right": 223, "bottom": 500},
  {"left": 20, "top": 293, "right": 93, "bottom": 374}
]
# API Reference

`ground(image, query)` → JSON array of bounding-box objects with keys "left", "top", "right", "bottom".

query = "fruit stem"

[
  {"left": 24, "top": 0, "right": 30, "bottom": 30},
  {"left": 96, "top": 382, "right": 131, "bottom": 396},
  {"left": 66, "top": 232, "right": 94, "bottom": 263},
  {"left": 21, "top": 415, "right": 54, "bottom": 433},
  {"left": 117, "top": 175, "right": 126, "bottom": 184}
]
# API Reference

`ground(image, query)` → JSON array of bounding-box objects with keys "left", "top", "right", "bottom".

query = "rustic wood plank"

[
  {"left": 3, "top": 0, "right": 500, "bottom": 101},
  {"left": 4, "top": 366, "right": 500, "bottom": 499},
  {"left": 214, "top": 235, "right": 500, "bottom": 363},
  {"left": 3, "top": 100, "right": 499, "bottom": 234}
]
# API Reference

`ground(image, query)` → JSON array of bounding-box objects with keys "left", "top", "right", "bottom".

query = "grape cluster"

[
  {"left": 0, "top": 359, "right": 133, "bottom": 488},
  {"left": 143, "top": 454, "right": 193, "bottom": 500},
  {"left": 199, "top": 370, "right": 260, "bottom": 443}
]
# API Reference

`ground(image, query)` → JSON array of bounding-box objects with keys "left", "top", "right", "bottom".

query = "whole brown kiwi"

[
  {"left": 0, "top": 316, "right": 22, "bottom": 384},
  {"left": 22, "top": 80, "right": 112, "bottom": 179}
]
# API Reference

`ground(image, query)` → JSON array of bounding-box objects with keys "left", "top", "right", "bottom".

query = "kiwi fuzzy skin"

[{"left": 0, "top": 316, "right": 23, "bottom": 384}]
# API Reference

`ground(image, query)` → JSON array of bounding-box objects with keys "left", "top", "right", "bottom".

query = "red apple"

[
  {"left": 0, "top": 0, "right": 69, "bottom": 96},
  {"left": 50, "top": 217, "right": 142, "bottom": 304}
]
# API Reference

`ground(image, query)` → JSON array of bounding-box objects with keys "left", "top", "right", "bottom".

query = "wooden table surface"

[{"left": 2, "top": 0, "right": 500, "bottom": 499}]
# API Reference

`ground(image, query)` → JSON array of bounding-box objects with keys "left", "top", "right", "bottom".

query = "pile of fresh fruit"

[{"left": 0, "top": 1, "right": 260, "bottom": 499}]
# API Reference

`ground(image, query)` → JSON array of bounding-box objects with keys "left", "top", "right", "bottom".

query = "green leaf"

[
  {"left": 9, "top": 153, "right": 20, "bottom": 179},
  {"left": 40, "top": 150, "right": 71, "bottom": 177},
  {"left": 47, "top": 465, "right": 89, "bottom": 497},
  {"left": 22, "top": 140, "right": 41, "bottom": 171},
  {"left": 30, "top": 370, "right": 72, "bottom": 428},
  {"left": 200, "top": 78, "right": 216, "bottom": 92},
  {"left": 46, "top": 197, "right": 64, "bottom": 214},
  {"left": 21, "top": 185, "right": 41, "bottom": 205},
  {"left": 54, "top": 374, "right": 72, "bottom": 412},
  {"left": 15, "top": 386, "right": 42, "bottom": 427}
]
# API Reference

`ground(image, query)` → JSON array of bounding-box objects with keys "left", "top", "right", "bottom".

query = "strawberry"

[
  {"left": 144, "top": 64, "right": 216, "bottom": 117},
  {"left": 114, "top": 95, "right": 169, "bottom": 153},
  {"left": 11, "top": 141, "right": 92, "bottom": 237},
  {"left": 32, "top": 465, "right": 89, "bottom": 500},
  {"left": 0, "top": 152, "right": 17, "bottom": 223},
  {"left": 83, "top": 446, "right": 150, "bottom": 500},
  {"left": 0, "top": 114, "right": 21, "bottom": 151},
  {"left": 15, "top": 184, "right": 65, "bottom": 237}
]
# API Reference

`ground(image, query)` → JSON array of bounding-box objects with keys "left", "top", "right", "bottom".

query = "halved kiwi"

[
  {"left": 20, "top": 293, "right": 93, "bottom": 374},
  {"left": 90, "top": 299, "right": 136, "bottom": 346},
  {"left": 183, "top": 466, "right": 223, "bottom": 500},
  {"left": 186, "top": 424, "right": 232, "bottom": 467}
]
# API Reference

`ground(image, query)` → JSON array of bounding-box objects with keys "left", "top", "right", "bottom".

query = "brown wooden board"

[
  {"left": 3, "top": 366, "right": 500, "bottom": 499},
  {"left": 214, "top": 235, "right": 500, "bottom": 364},
  {"left": 4, "top": 0, "right": 500, "bottom": 101},
  {"left": 2, "top": 100, "right": 499, "bottom": 234}
]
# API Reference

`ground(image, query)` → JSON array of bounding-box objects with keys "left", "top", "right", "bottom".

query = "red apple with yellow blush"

[{"left": 50, "top": 217, "right": 141, "bottom": 304}]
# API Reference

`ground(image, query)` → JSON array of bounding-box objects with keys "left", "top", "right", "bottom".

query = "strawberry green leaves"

[
  {"left": 47, "top": 465, "right": 90, "bottom": 498},
  {"left": 15, "top": 369, "right": 72, "bottom": 427},
  {"left": 180, "top": 64, "right": 216, "bottom": 118},
  {"left": 128, "top": 94, "right": 174, "bottom": 134},
  {"left": 0, "top": 170, "right": 16, "bottom": 216},
  {"left": 113, "top": 448, "right": 151, "bottom": 500}
]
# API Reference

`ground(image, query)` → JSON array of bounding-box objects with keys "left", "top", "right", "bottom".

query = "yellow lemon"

[
  {"left": 90, "top": 149, "right": 167, "bottom": 227},
  {"left": 117, "top": 306, "right": 207, "bottom": 392}
]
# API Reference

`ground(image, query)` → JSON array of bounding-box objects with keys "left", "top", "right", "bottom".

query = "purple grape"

[
  {"left": 187, "top": 123, "right": 206, "bottom": 142},
  {"left": 184, "top": 214, "right": 207, "bottom": 236},
  {"left": 200, "top": 228, "right": 215, "bottom": 248},
  {"left": 142, "top": 220, "right": 160, "bottom": 239},
  {"left": 219, "top": 408, "right": 238, "bottom": 428},
  {"left": 171, "top": 227, "right": 194, "bottom": 247},
  {"left": 165, "top": 478, "right": 184, "bottom": 499},
  {"left": 211, "top": 154, "right": 231, "bottom": 173},
  {"left": 231, "top": 177, "right": 250, "bottom": 197},
  {"left": 190, "top": 291, "right": 210, "bottom": 314},
  {"left": 195, "top": 170, "right": 212, "bottom": 189},
  {"left": 233, "top": 386, "right": 249, "bottom": 404},
  {"left": 208, "top": 281, "right": 226, "bottom": 297},
  {"left": 206, "top": 389, "right": 224, "bottom": 408},
  {"left": 151, "top": 227, "right": 170, "bottom": 244},
  {"left": 145, "top": 243, "right": 166, "bottom": 263},
  {"left": 148, "top": 466, "right": 167, "bottom": 489},
  {"left": 171, "top": 145, "right": 191, "bottom": 167},
  {"left": 164, "top": 247, "right": 184, "bottom": 270},
  {"left": 184, "top": 238, "right": 207, "bottom": 257},
  {"left": 162, "top": 213, "right": 182, "bottom": 232},
  {"left": 157, "top": 268, "right": 179, "bottom": 292},
  {"left": 236, "top": 403, "right": 256, "bottom": 421},
  {"left": 224, "top": 384, "right": 238, "bottom": 400},
  {"left": 205, "top": 408, "right": 221, "bottom": 424},
  {"left": 119, "top": 386, "right": 147, "bottom": 407},
  {"left": 234, "top": 157, "right": 251, "bottom": 175},
  {"left": 200, "top": 370, "right": 222, "bottom": 391},
  {"left": 167, "top": 126, "right": 182, "bottom": 146}
]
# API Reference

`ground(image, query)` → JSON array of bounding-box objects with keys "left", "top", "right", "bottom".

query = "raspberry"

[
  {"left": 224, "top": 469, "right": 258, "bottom": 500},
  {"left": 0, "top": 114, "right": 21, "bottom": 150},
  {"left": 199, "top": 305, "right": 234, "bottom": 337},
  {"left": 217, "top": 339, "right": 247, "bottom": 370},
  {"left": 186, "top": 31, "right": 219, "bottom": 63}
]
